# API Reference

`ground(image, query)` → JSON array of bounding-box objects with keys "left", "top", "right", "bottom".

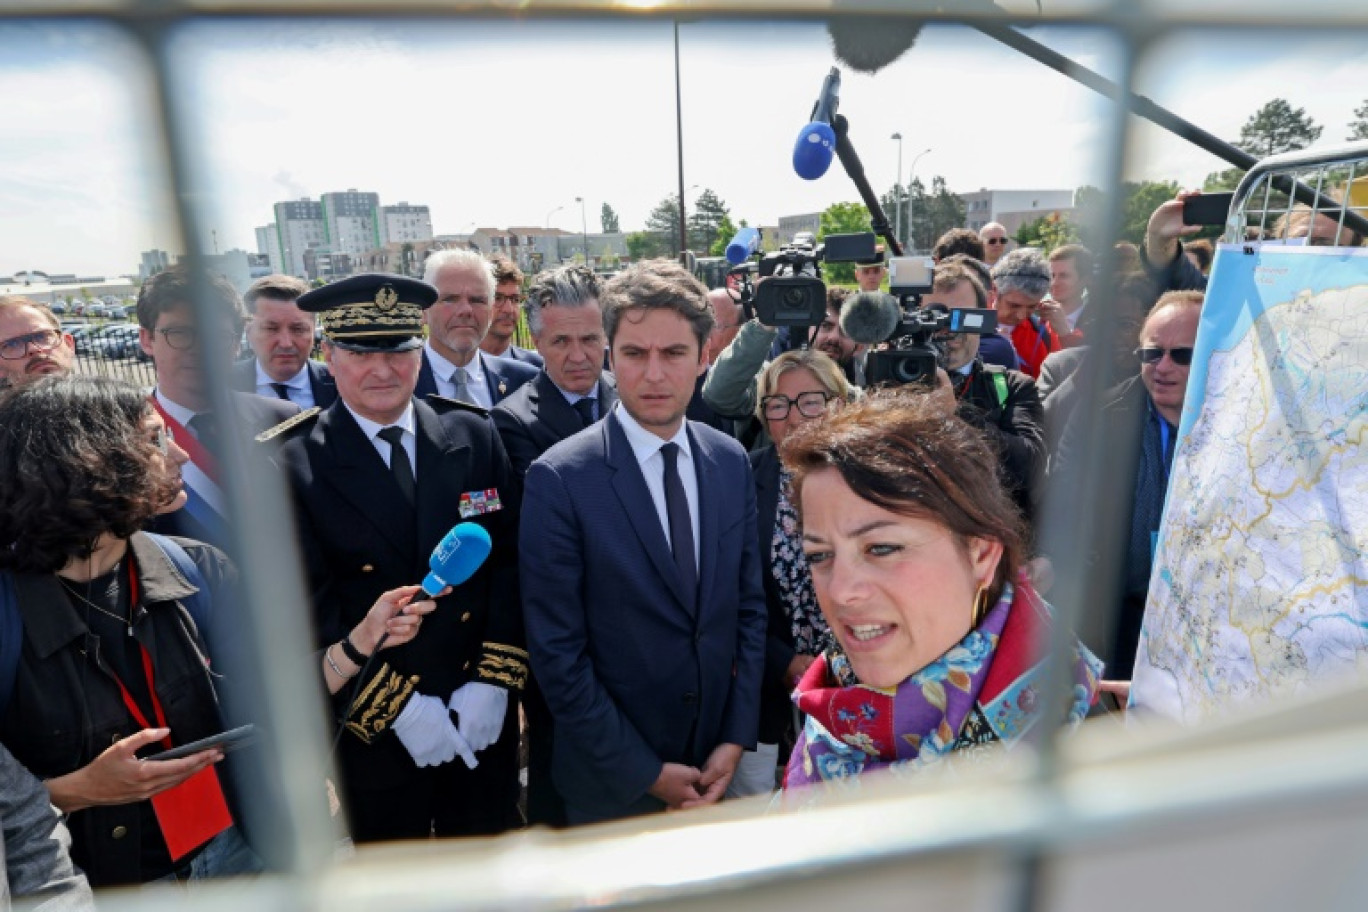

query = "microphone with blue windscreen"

[
  {"left": 725, "top": 227, "right": 761, "bottom": 265},
  {"left": 422, "top": 523, "right": 492, "bottom": 596},
  {"left": 792, "top": 67, "right": 841, "bottom": 181}
]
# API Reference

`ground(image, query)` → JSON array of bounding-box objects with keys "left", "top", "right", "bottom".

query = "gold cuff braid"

[
  {"left": 345, "top": 661, "right": 420, "bottom": 744},
  {"left": 475, "top": 643, "right": 528, "bottom": 692}
]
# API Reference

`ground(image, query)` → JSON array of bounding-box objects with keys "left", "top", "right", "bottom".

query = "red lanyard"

[{"left": 107, "top": 558, "right": 232, "bottom": 862}]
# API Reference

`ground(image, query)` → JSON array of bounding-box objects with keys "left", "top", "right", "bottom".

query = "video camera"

[
  {"left": 725, "top": 229, "right": 876, "bottom": 331},
  {"left": 841, "top": 256, "right": 998, "bottom": 387}
]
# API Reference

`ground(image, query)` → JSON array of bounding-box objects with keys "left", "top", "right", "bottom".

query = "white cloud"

[{"left": 1, "top": 18, "right": 1366, "bottom": 276}]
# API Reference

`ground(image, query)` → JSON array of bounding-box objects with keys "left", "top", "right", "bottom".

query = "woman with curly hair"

[
  {"left": 0, "top": 376, "right": 430, "bottom": 888},
  {"left": 776, "top": 388, "right": 1101, "bottom": 793}
]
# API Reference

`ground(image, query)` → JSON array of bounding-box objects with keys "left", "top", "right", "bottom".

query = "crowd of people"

[{"left": 0, "top": 187, "right": 1353, "bottom": 901}]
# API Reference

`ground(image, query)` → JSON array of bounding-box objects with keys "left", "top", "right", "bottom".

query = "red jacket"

[{"left": 1009, "top": 318, "right": 1060, "bottom": 379}]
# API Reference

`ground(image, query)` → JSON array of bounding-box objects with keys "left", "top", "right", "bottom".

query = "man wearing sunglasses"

[
  {"left": 1050, "top": 290, "right": 1202, "bottom": 679},
  {"left": 0, "top": 297, "right": 75, "bottom": 389},
  {"left": 979, "top": 222, "right": 1011, "bottom": 266}
]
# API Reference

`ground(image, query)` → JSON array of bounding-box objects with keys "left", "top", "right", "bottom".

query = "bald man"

[{"left": 980, "top": 222, "right": 1011, "bottom": 266}]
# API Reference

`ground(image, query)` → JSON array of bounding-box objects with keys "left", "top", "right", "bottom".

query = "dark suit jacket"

[
  {"left": 749, "top": 444, "right": 801, "bottom": 745},
  {"left": 490, "top": 371, "right": 618, "bottom": 479},
  {"left": 415, "top": 350, "right": 538, "bottom": 408},
  {"left": 230, "top": 357, "right": 338, "bottom": 409},
  {"left": 520, "top": 411, "right": 767, "bottom": 821},
  {"left": 143, "top": 391, "right": 299, "bottom": 552},
  {"left": 488, "top": 344, "right": 544, "bottom": 369},
  {"left": 273, "top": 396, "right": 522, "bottom": 784}
]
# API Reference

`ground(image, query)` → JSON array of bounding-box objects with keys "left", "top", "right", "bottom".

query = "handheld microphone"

[
  {"left": 422, "top": 522, "right": 493, "bottom": 596},
  {"left": 725, "top": 227, "right": 760, "bottom": 265},
  {"left": 792, "top": 67, "right": 841, "bottom": 181},
  {"left": 334, "top": 522, "right": 494, "bottom": 752},
  {"left": 839, "top": 291, "right": 902, "bottom": 345}
]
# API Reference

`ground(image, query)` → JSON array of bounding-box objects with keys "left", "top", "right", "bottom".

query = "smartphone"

[
  {"left": 144, "top": 724, "right": 257, "bottom": 762},
  {"left": 1182, "top": 192, "right": 1233, "bottom": 227}
]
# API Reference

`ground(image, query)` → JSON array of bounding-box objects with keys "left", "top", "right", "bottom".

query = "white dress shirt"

[
  {"left": 614, "top": 404, "right": 700, "bottom": 567},
  {"left": 424, "top": 341, "right": 492, "bottom": 408},
  {"left": 253, "top": 361, "right": 315, "bottom": 408},
  {"left": 154, "top": 388, "right": 199, "bottom": 431},
  {"left": 346, "top": 401, "right": 417, "bottom": 475}
]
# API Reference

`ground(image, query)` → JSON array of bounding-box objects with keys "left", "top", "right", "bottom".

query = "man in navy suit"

[
  {"left": 491, "top": 264, "right": 616, "bottom": 826},
  {"left": 415, "top": 250, "right": 536, "bottom": 408},
  {"left": 492, "top": 264, "right": 617, "bottom": 480},
  {"left": 521, "top": 259, "right": 766, "bottom": 825},
  {"left": 231, "top": 274, "right": 337, "bottom": 409},
  {"left": 480, "top": 255, "right": 544, "bottom": 368}
]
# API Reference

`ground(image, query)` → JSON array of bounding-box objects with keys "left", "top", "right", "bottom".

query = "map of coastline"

[{"left": 1132, "top": 244, "right": 1368, "bottom": 722}]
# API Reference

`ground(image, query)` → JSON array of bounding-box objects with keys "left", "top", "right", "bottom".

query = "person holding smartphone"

[{"left": 0, "top": 375, "right": 436, "bottom": 889}]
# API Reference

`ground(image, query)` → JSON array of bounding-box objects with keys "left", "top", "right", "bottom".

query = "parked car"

[{"left": 50, "top": 301, "right": 67, "bottom": 315}]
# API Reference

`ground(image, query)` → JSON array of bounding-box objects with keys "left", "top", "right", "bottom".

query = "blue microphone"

[
  {"left": 725, "top": 227, "right": 760, "bottom": 265},
  {"left": 793, "top": 67, "right": 841, "bottom": 181},
  {"left": 422, "top": 522, "right": 492, "bottom": 596}
]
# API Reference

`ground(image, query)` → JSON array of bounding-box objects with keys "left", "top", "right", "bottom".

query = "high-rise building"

[
  {"left": 139, "top": 249, "right": 171, "bottom": 280},
  {"left": 255, "top": 224, "right": 282, "bottom": 274},
  {"left": 321, "top": 189, "right": 381, "bottom": 260},
  {"left": 379, "top": 203, "right": 433, "bottom": 246},
  {"left": 274, "top": 199, "right": 325, "bottom": 278}
]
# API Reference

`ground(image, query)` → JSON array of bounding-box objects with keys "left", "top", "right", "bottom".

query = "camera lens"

[{"left": 782, "top": 288, "right": 805, "bottom": 307}]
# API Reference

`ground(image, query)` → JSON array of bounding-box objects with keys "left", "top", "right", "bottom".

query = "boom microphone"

[
  {"left": 725, "top": 227, "right": 760, "bottom": 265},
  {"left": 827, "top": 14, "right": 923, "bottom": 75},
  {"left": 792, "top": 67, "right": 841, "bottom": 181},
  {"left": 839, "top": 291, "right": 902, "bottom": 345}
]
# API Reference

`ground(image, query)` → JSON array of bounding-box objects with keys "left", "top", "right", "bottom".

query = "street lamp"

[
  {"left": 545, "top": 205, "right": 564, "bottom": 230},
  {"left": 575, "top": 196, "right": 589, "bottom": 269},
  {"left": 906, "top": 147, "right": 931, "bottom": 253},
  {"left": 891, "top": 132, "right": 903, "bottom": 246}
]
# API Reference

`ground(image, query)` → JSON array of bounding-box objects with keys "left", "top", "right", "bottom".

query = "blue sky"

[{"left": 2, "top": 18, "right": 1366, "bottom": 276}]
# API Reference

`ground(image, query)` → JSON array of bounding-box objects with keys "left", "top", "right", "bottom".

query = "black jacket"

[
  {"left": 273, "top": 396, "right": 523, "bottom": 784},
  {"left": 0, "top": 534, "right": 238, "bottom": 888},
  {"left": 750, "top": 445, "right": 801, "bottom": 745},
  {"left": 491, "top": 371, "right": 618, "bottom": 480},
  {"left": 955, "top": 360, "right": 1047, "bottom": 523},
  {"left": 230, "top": 358, "right": 338, "bottom": 409},
  {"left": 415, "top": 350, "right": 538, "bottom": 407}
]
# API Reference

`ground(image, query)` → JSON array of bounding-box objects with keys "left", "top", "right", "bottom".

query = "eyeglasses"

[
  {"left": 1135, "top": 346, "right": 1194, "bottom": 366},
  {"left": 0, "top": 329, "right": 60, "bottom": 360},
  {"left": 155, "top": 325, "right": 237, "bottom": 351},
  {"left": 494, "top": 292, "right": 524, "bottom": 306},
  {"left": 156, "top": 326, "right": 201, "bottom": 350},
  {"left": 761, "top": 391, "right": 832, "bottom": 420},
  {"left": 985, "top": 238, "right": 1009, "bottom": 245}
]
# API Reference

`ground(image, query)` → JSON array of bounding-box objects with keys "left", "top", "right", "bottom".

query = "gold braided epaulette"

[
  {"left": 255, "top": 406, "right": 321, "bottom": 443},
  {"left": 345, "top": 661, "right": 420, "bottom": 744},
  {"left": 476, "top": 643, "right": 529, "bottom": 691}
]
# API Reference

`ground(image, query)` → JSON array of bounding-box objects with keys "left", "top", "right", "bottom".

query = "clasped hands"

[
  {"left": 648, "top": 743, "right": 743, "bottom": 811},
  {"left": 392, "top": 682, "right": 508, "bottom": 769}
]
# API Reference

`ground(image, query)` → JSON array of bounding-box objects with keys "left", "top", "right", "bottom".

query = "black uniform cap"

[{"left": 297, "top": 273, "right": 437, "bottom": 353}]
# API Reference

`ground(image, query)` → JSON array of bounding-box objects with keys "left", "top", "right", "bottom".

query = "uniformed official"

[{"left": 266, "top": 273, "right": 525, "bottom": 841}]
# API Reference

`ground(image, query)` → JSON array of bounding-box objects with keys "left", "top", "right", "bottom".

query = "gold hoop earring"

[{"left": 972, "top": 586, "right": 990, "bottom": 627}]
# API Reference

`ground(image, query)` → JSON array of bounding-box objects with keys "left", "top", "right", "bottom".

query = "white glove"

[
  {"left": 392, "top": 694, "right": 478, "bottom": 769},
  {"left": 447, "top": 682, "right": 509, "bottom": 753}
]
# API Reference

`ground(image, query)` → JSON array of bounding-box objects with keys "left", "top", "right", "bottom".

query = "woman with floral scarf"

[{"left": 777, "top": 389, "right": 1101, "bottom": 793}]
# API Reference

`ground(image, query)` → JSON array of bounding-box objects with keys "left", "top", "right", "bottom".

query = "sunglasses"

[
  {"left": 1135, "top": 346, "right": 1194, "bottom": 366},
  {"left": 985, "top": 238, "right": 1009, "bottom": 245}
]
